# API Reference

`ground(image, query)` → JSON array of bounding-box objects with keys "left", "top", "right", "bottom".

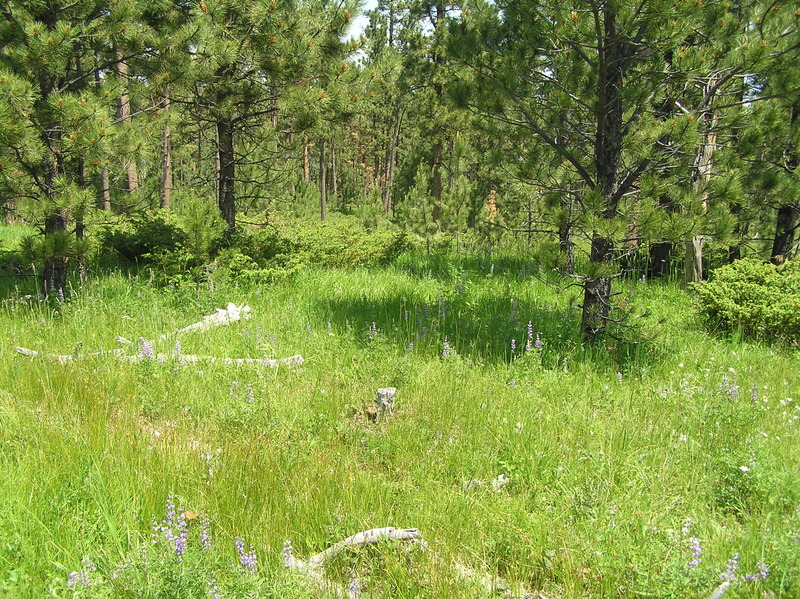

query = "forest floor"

[{"left": 1, "top": 252, "right": 798, "bottom": 598}]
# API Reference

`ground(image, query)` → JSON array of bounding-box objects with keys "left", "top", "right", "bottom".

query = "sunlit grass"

[{"left": 1, "top": 256, "right": 798, "bottom": 598}]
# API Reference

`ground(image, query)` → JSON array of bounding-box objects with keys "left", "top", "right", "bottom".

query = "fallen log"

[{"left": 14, "top": 346, "right": 304, "bottom": 369}]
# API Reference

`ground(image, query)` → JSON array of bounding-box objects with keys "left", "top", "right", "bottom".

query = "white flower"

[{"left": 739, "top": 465, "right": 750, "bottom": 473}]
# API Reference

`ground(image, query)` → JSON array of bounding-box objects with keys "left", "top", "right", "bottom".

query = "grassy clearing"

[{"left": 0, "top": 255, "right": 798, "bottom": 598}]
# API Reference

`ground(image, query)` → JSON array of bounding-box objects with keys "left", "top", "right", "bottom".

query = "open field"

[{"left": 1, "top": 255, "right": 799, "bottom": 598}]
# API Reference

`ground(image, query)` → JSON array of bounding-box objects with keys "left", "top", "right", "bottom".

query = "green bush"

[
  {"left": 692, "top": 258, "right": 800, "bottom": 343},
  {"left": 99, "top": 211, "right": 186, "bottom": 263}
]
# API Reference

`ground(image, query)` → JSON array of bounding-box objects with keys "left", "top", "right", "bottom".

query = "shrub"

[
  {"left": 692, "top": 258, "right": 800, "bottom": 343},
  {"left": 99, "top": 211, "right": 186, "bottom": 263}
]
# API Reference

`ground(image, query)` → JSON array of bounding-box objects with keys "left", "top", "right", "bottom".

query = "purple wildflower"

[
  {"left": 200, "top": 516, "right": 212, "bottom": 550},
  {"left": 207, "top": 576, "right": 222, "bottom": 599},
  {"left": 407, "top": 342, "right": 414, "bottom": 352},
  {"left": 245, "top": 384, "right": 254, "bottom": 403},
  {"left": 729, "top": 385, "right": 740, "bottom": 401},
  {"left": 751, "top": 385, "right": 759, "bottom": 404},
  {"left": 175, "top": 339, "right": 182, "bottom": 361},
  {"left": 442, "top": 338, "right": 450, "bottom": 358},
  {"left": 282, "top": 540, "right": 293, "bottom": 568},
  {"left": 369, "top": 322, "right": 378, "bottom": 339},
  {"left": 526, "top": 321, "right": 534, "bottom": 351},
  {"left": 349, "top": 571, "right": 362, "bottom": 598},
  {"left": 230, "top": 381, "right": 239, "bottom": 396},
  {"left": 721, "top": 553, "right": 739, "bottom": 582},
  {"left": 534, "top": 334, "right": 543, "bottom": 349},
  {"left": 235, "top": 537, "right": 257, "bottom": 573},
  {"left": 687, "top": 537, "right": 702, "bottom": 568},
  {"left": 57, "top": 287, "right": 65, "bottom": 302},
  {"left": 175, "top": 511, "right": 188, "bottom": 561},
  {"left": 138, "top": 337, "right": 154, "bottom": 361},
  {"left": 511, "top": 339, "right": 517, "bottom": 352},
  {"left": 306, "top": 323, "right": 313, "bottom": 335},
  {"left": 617, "top": 371, "right": 623, "bottom": 383}
]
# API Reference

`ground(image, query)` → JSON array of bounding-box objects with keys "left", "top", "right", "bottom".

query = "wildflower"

[
  {"left": 306, "top": 323, "right": 312, "bottom": 335},
  {"left": 535, "top": 334, "right": 543, "bottom": 349},
  {"left": 200, "top": 516, "right": 212, "bottom": 550},
  {"left": 526, "top": 321, "right": 534, "bottom": 351},
  {"left": 729, "top": 385, "right": 740, "bottom": 401},
  {"left": 207, "top": 576, "right": 222, "bottom": 599},
  {"left": 617, "top": 371, "right": 623, "bottom": 383},
  {"left": 743, "top": 561, "right": 769, "bottom": 581},
  {"left": 282, "top": 540, "right": 294, "bottom": 568},
  {"left": 369, "top": 322, "right": 377, "bottom": 339},
  {"left": 442, "top": 338, "right": 450, "bottom": 358},
  {"left": 175, "top": 339, "right": 182, "bottom": 360},
  {"left": 235, "top": 537, "right": 257, "bottom": 572},
  {"left": 138, "top": 337, "right": 154, "bottom": 360},
  {"left": 511, "top": 338, "right": 517, "bottom": 352},
  {"left": 687, "top": 537, "right": 702, "bottom": 568},
  {"left": 720, "top": 553, "right": 739, "bottom": 582},
  {"left": 327, "top": 320, "right": 333, "bottom": 332},
  {"left": 246, "top": 384, "right": 254, "bottom": 403},
  {"left": 407, "top": 342, "right": 414, "bottom": 352},
  {"left": 682, "top": 517, "right": 693, "bottom": 535},
  {"left": 230, "top": 381, "right": 239, "bottom": 395},
  {"left": 57, "top": 287, "right": 65, "bottom": 302},
  {"left": 751, "top": 385, "right": 759, "bottom": 404},
  {"left": 349, "top": 570, "right": 362, "bottom": 598},
  {"left": 739, "top": 465, "right": 750, "bottom": 473},
  {"left": 175, "top": 511, "right": 188, "bottom": 561}
]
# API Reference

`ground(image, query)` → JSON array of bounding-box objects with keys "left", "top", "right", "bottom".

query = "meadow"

[{"left": 0, "top": 248, "right": 799, "bottom": 598}]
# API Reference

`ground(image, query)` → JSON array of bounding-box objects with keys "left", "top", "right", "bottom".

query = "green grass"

[{"left": 0, "top": 255, "right": 798, "bottom": 598}]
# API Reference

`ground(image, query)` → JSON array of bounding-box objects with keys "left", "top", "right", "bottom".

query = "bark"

[
  {"left": 216, "top": 118, "right": 236, "bottom": 233},
  {"left": 319, "top": 138, "right": 327, "bottom": 220},
  {"left": 161, "top": 83, "right": 172, "bottom": 208},
  {"left": 684, "top": 75, "right": 719, "bottom": 285},
  {"left": 771, "top": 204, "right": 799, "bottom": 264},
  {"left": 330, "top": 138, "right": 338, "bottom": 200},
  {"left": 303, "top": 136, "right": 310, "bottom": 182},
  {"left": 383, "top": 103, "right": 401, "bottom": 214},
  {"left": 101, "top": 167, "right": 111, "bottom": 211},
  {"left": 580, "top": 3, "right": 624, "bottom": 343},
  {"left": 115, "top": 48, "right": 138, "bottom": 193}
]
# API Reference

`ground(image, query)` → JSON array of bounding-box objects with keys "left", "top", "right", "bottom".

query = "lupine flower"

[
  {"left": 369, "top": 322, "right": 378, "bottom": 339},
  {"left": 306, "top": 323, "right": 313, "bottom": 335},
  {"left": 175, "top": 339, "right": 182, "bottom": 361},
  {"left": 511, "top": 339, "right": 517, "bottom": 352},
  {"left": 442, "top": 338, "right": 450, "bottom": 358},
  {"left": 534, "top": 334, "right": 543, "bottom": 349},
  {"left": 751, "top": 385, "right": 759, "bottom": 404},
  {"left": 235, "top": 537, "right": 257, "bottom": 572},
  {"left": 282, "top": 540, "right": 294, "bottom": 568},
  {"left": 138, "top": 337, "right": 155, "bottom": 360},
  {"left": 687, "top": 537, "right": 702, "bottom": 568},
  {"left": 207, "top": 576, "right": 222, "bottom": 599},
  {"left": 230, "top": 381, "right": 239, "bottom": 396},
  {"left": 327, "top": 320, "right": 333, "bottom": 331},
  {"left": 617, "top": 371, "right": 623, "bottom": 383},
  {"left": 743, "top": 561, "right": 769, "bottom": 581},
  {"left": 245, "top": 384, "right": 254, "bottom": 403},
  {"left": 349, "top": 571, "right": 362, "bottom": 598},
  {"left": 200, "top": 516, "right": 212, "bottom": 550},
  {"left": 729, "top": 385, "right": 740, "bottom": 401},
  {"left": 720, "top": 553, "right": 739, "bottom": 582},
  {"left": 57, "top": 287, "right": 65, "bottom": 302},
  {"left": 175, "top": 511, "right": 188, "bottom": 561},
  {"left": 407, "top": 342, "right": 414, "bottom": 352},
  {"left": 682, "top": 517, "right": 693, "bottom": 536},
  {"left": 526, "top": 321, "right": 534, "bottom": 351}
]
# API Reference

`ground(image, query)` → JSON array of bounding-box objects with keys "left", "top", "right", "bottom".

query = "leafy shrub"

[
  {"left": 692, "top": 258, "right": 800, "bottom": 343},
  {"left": 99, "top": 211, "right": 186, "bottom": 263}
]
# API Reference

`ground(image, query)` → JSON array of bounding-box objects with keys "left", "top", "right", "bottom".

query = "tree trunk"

[
  {"left": 431, "top": 139, "right": 443, "bottom": 223},
  {"left": 684, "top": 75, "right": 719, "bottom": 285},
  {"left": 320, "top": 138, "right": 327, "bottom": 220},
  {"left": 580, "top": 3, "right": 624, "bottom": 344},
  {"left": 771, "top": 204, "right": 799, "bottom": 264},
  {"left": 303, "top": 136, "right": 310, "bottom": 182},
  {"left": 216, "top": 118, "right": 236, "bottom": 233},
  {"left": 116, "top": 48, "right": 138, "bottom": 194},
  {"left": 330, "top": 137, "right": 338, "bottom": 200},
  {"left": 383, "top": 103, "right": 401, "bottom": 214},
  {"left": 101, "top": 167, "right": 111, "bottom": 211},
  {"left": 161, "top": 83, "right": 172, "bottom": 208}
]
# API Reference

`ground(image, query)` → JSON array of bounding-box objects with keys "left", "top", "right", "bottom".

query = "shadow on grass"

[{"left": 315, "top": 255, "right": 665, "bottom": 371}]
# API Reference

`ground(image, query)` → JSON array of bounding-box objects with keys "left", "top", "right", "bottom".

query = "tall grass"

[{"left": 0, "top": 255, "right": 798, "bottom": 598}]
